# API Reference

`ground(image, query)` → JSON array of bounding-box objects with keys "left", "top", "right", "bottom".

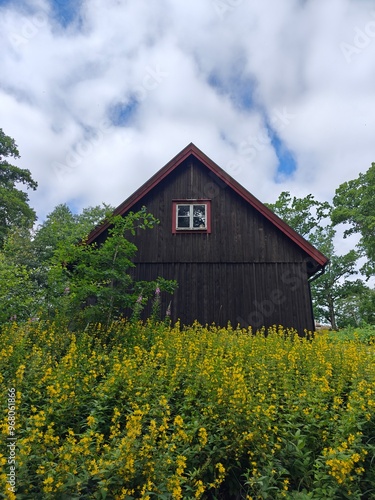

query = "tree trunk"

[{"left": 328, "top": 296, "right": 337, "bottom": 330}]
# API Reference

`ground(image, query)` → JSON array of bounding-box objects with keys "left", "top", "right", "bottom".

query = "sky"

[{"left": 1, "top": 0, "right": 375, "bottom": 248}]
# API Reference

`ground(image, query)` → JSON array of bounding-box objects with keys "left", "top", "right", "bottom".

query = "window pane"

[
  {"left": 193, "top": 205, "right": 206, "bottom": 228},
  {"left": 177, "top": 217, "right": 190, "bottom": 228},
  {"left": 178, "top": 205, "right": 190, "bottom": 217},
  {"left": 193, "top": 205, "right": 205, "bottom": 216}
]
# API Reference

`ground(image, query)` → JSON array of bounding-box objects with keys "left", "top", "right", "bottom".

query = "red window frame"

[{"left": 172, "top": 200, "right": 211, "bottom": 234}]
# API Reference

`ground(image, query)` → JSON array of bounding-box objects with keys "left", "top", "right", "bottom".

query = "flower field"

[{"left": 1, "top": 321, "right": 375, "bottom": 499}]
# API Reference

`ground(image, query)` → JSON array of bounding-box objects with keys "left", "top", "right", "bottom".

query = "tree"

[
  {"left": 335, "top": 283, "right": 375, "bottom": 327},
  {"left": 309, "top": 230, "right": 360, "bottom": 329},
  {"left": 32, "top": 203, "right": 111, "bottom": 264},
  {"left": 46, "top": 206, "right": 177, "bottom": 327},
  {"left": 332, "top": 163, "right": 375, "bottom": 277},
  {"left": 0, "top": 203, "right": 177, "bottom": 327},
  {"left": 0, "top": 128, "right": 38, "bottom": 247},
  {"left": 0, "top": 253, "right": 40, "bottom": 324},
  {"left": 0, "top": 203, "right": 112, "bottom": 326},
  {"left": 267, "top": 192, "right": 360, "bottom": 329}
]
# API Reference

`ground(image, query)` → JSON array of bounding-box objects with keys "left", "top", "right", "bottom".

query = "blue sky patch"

[
  {"left": 208, "top": 71, "right": 255, "bottom": 111},
  {"left": 272, "top": 132, "right": 297, "bottom": 181},
  {"left": 264, "top": 122, "right": 297, "bottom": 182},
  {"left": 0, "top": 0, "right": 33, "bottom": 11},
  {"left": 108, "top": 98, "right": 139, "bottom": 127},
  {"left": 49, "top": 0, "right": 82, "bottom": 28},
  {"left": 66, "top": 200, "right": 80, "bottom": 215}
]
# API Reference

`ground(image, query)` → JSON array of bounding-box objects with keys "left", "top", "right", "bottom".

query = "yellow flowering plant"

[{"left": 0, "top": 320, "right": 374, "bottom": 498}]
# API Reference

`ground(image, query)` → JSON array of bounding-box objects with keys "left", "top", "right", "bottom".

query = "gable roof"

[{"left": 86, "top": 143, "right": 329, "bottom": 269}]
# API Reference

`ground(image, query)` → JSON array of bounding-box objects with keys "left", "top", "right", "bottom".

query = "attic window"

[{"left": 172, "top": 200, "right": 211, "bottom": 233}]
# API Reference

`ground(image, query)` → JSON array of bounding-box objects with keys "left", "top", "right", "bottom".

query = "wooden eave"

[{"left": 86, "top": 143, "right": 329, "bottom": 269}]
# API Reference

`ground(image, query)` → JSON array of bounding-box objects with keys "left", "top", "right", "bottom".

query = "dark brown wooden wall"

[
  {"left": 131, "top": 157, "right": 308, "bottom": 264},
  {"left": 131, "top": 262, "right": 314, "bottom": 333},
  {"left": 124, "top": 156, "right": 315, "bottom": 332}
]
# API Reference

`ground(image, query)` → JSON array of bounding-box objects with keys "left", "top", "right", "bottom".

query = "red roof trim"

[{"left": 86, "top": 143, "right": 328, "bottom": 268}]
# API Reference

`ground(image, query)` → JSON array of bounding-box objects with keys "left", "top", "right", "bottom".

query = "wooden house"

[{"left": 87, "top": 143, "right": 328, "bottom": 333}]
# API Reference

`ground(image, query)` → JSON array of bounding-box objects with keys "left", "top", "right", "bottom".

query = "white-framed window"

[{"left": 172, "top": 200, "right": 211, "bottom": 233}]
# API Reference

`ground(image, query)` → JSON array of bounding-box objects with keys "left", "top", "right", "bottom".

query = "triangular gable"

[{"left": 86, "top": 143, "right": 329, "bottom": 269}]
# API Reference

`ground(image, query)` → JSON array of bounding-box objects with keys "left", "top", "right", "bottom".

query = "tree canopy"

[
  {"left": 332, "top": 163, "right": 375, "bottom": 277},
  {"left": 265, "top": 191, "right": 331, "bottom": 239},
  {"left": 0, "top": 128, "right": 38, "bottom": 247}
]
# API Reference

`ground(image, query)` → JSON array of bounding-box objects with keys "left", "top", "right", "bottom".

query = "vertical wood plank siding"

[
  {"left": 130, "top": 262, "right": 314, "bottom": 333},
  {"left": 125, "top": 157, "right": 315, "bottom": 333}
]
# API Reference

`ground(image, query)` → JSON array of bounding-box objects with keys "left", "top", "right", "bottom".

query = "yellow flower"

[
  {"left": 216, "top": 462, "right": 225, "bottom": 476},
  {"left": 174, "top": 415, "right": 184, "bottom": 427},
  {"left": 194, "top": 480, "right": 205, "bottom": 498},
  {"left": 43, "top": 476, "right": 55, "bottom": 493},
  {"left": 198, "top": 427, "right": 208, "bottom": 447},
  {"left": 87, "top": 415, "right": 96, "bottom": 428},
  {"left": 175, "top": 455, "right": 187, "bottom": 476}
]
